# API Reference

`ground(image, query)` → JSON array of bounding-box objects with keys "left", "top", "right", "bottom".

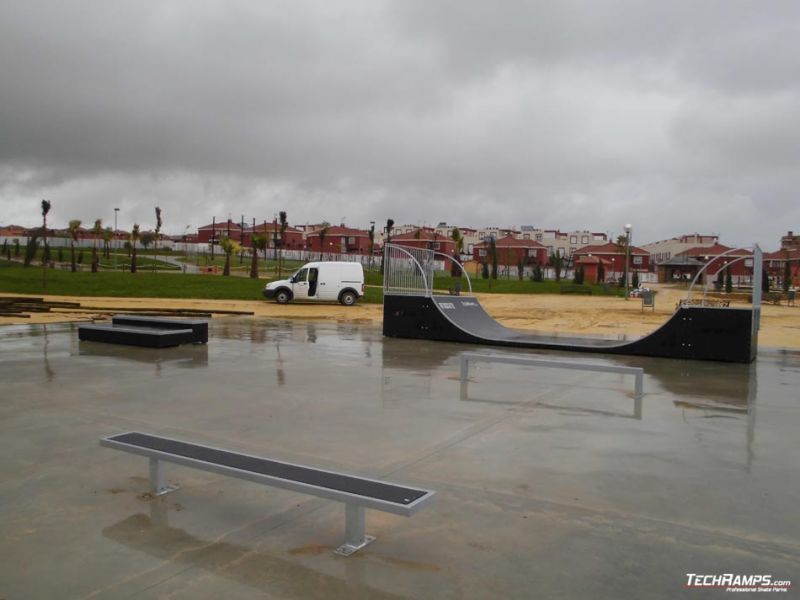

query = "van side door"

[{"left": 291, "top": 268, "right": 311, "bottom": 300}]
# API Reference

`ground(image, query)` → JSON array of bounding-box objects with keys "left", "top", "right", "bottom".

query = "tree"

[
  {"left": 725, "top": 266, "right": 733, "bottom": 293},
  {"left": 153, "top": 206, "right": 162, "bottom": 273},
  {"left": 489, "top": 237, "right": 498, "bottom": 279},
  {"left": 91, "top": 219, "right": 102, "bottom": 273},
  {"left": 318, "top": 223, "right": 329, "bottom": 260},
  {"left": 450, "top": 227, "right": 464, "bottom": 277},
  {"left": 219, "top": 236, "right": 241, "bottom": 276},
  {"left": 250, "top": 234, "right": 267, "bottom": 279},
  {"left": 550, "top": 252, "right": 563, "bottom": 283},
  {"left": 368, "top": 222, "right": 376, "bottom": 270},
  {"left": 23, "top": 232, "right": 40, "bottom": 267},
  {"left": 130, "top": 224, "right": 141, "bottom": 273},
  {"left": 761, "top": 268, "right": 770, "bottom": 293},
  {"left": 140, "top": 232, "right": 155, "bottom": 250},
  {"left": 381, "top": 218, "right": 395, "bottom": 270},
  {"left": 481, "top": 261, "right": 489, "bottom": 279},
  {"left": 102, "top": 227, "right": 113, "bottom": 259},
  {"left": 68, "top": 219, "right": 81, "bottom": 272},
  {"left": 41, "top": 199, "right": 51, "bottom": 288},
  {"left": 574, "top": 265, "right": 585, "bottom": 285},
  {"left": 517, "top": 258, "right": 524, "bottom": 280},
  {"left": 278, "top": 211, "right": 288, "bottom": 276},
  {"left": 632, "top": 271, "right": 639, "bottom": 289},
  {"left": 598, "top": 261, "right": 606, "bottom": 283},
  {"left": 784, "top": 261, "right": 792, "bottom": 292},
  {"left": 13, "top": 238, "right": 20, "bottom": 257},
  {"left": 531, "top": 263, "right": 544, "bottom": 282}
]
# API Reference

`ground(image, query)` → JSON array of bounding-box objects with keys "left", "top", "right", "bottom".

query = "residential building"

[
  {"left": 471, "top": 234, "right": 548, "bottom": 266},
  {"left": 391, "top": 229, "right": 456, "bottom": 256},
  {"left": 572, "top": 242, "right": 650, "bottom": 281},
  {"left": 674, "top": 244, "right": 753, "bottom": 283},
  {"left": 242, "top": 222, "right": 304, "bottom": 250},
  {"left": 196, "top": 220, "right": 242, "bottom": 245},
  {"left": 642, "top": 233, "right": 719, "bottom": 264},
  {"left": 305, "top": 225, "right": 372, "bottom": 255},
  {"left": 780, "top": 230, "right": 800, "bottom": 251}
]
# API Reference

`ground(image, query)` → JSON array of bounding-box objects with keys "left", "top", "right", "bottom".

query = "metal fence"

[{"left": 383, "top": 244, "right": 436, "bottom": 296}]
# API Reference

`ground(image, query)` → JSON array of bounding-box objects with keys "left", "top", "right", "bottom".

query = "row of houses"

[{"left": 3, "top": 219, "right": 798, "bottom": 285}]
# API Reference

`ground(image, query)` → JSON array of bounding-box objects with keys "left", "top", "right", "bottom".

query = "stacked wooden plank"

[
  {"left": 0, "top": 297, "right": 81, "bottom": 317},
  {"left": 0, "top": 296, "right": 254, "bottom": 319}
]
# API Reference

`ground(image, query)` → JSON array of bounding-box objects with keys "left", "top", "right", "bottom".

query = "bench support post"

[
  {"left": 149, "top": 458, "right": 180, "bottom": 496},
  {"left": 334, "top": 504, "right": 375, "bottom": 556}
]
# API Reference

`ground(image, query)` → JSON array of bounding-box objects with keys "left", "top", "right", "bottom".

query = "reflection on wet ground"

[{"left": 0, "top": 318, "right": 798, "bottom": 599}]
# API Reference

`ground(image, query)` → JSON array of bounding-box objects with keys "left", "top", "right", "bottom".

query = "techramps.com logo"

[{"left": 685, "top": 573, "right": 792, "bottom": 593}]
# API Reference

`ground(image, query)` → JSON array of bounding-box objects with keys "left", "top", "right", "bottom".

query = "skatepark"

[{"left": 1, "top": 315, "right": 799, "bottom": 598}]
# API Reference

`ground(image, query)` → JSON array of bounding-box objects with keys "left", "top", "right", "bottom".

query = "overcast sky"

[{"left": 1, "top": 1, "right": 799, "bottom": 247}]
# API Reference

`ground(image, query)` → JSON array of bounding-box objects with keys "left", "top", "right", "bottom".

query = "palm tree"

[
  {"left": 318, "top": 223, "right": 329, "bottom": 260},
  {"left": 219, "top": 236, "right": 241, "bottom": 276},
  {"left": 250, "top": 234, "right": 267, "bottom": 278},
  {"left": 278, "top": 211, "right": 288, "bottom": 276},
  {"left": 91, "top": 219, "right": 102, "bottom": 273},
  {"left": 68, "top": 219, "right": 81, "bottom": 272},
  {"left": 41, "top": 200, "right": 51, "bottom": 288},
  {"left": 153, "top": 206, "right": 162, "bottom": 273},
  {"left": 368, "top": 222, "right": 376, "bottom": 270},
  {"left": 130, "top": 224, "right": 141, "bottom": 273},
  {"left": 381, "top": 218, "right": 395, "bottom": 271},
  {"left": 450, "top": 227, "right": 463, "bottom": 277}
]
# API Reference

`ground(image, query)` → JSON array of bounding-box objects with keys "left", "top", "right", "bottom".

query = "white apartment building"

[{"left": 641, "top": 234, "right": 719, "bottom": 264}]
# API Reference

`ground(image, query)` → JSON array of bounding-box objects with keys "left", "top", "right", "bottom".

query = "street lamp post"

[{"left": 624, "top": 223, "right": 632, "bottom": 300}]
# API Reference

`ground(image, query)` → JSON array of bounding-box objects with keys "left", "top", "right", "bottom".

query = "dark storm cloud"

[{"left": 0, "top": 0, "right": 798, "bottom": 245}]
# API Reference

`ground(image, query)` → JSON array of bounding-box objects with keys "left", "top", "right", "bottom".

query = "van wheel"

[
  {"left": 275, "top": 290, "right": 291, "bottom": 304},
  {"left": 340, "top": 291, "right": 357, "bottom": 306}
]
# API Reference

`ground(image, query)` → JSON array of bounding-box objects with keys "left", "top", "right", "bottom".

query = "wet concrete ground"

[{"left": 1, "top": 318, "right": 798, "bottom": 599}]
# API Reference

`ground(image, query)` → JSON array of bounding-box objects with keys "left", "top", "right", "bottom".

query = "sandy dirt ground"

[{"left": 2, "top": 284, "right": 798, "bottom": 348}]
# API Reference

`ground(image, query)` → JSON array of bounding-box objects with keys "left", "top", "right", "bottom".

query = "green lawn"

[
  {"left": 0, "top": 260, "right": 383, "bottom": 303},
  {"left": 1, "top": 259, "right": 619, "bottom": 303},
  {"left": 365, "top": 270, "right": 624, "bottom": 296}
]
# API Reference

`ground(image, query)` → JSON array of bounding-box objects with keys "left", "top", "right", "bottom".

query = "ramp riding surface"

[{"left": 383, "top": 294, "right": 756, "bottom": 363}]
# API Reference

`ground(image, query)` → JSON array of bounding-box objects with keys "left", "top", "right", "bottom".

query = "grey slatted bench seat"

[
  {"left": 79, "top": 324, "right": 195, "bottom": 348},
  {"left": 100, "top": 432, "right": 436, "bottom": 556},
  {"left": 111, "top": 315, "right": 209, "bottom": 344}
]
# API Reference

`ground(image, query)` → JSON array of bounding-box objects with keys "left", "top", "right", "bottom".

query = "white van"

[{"left": 262, "top": 261, "right": 365, "bottom": 305}]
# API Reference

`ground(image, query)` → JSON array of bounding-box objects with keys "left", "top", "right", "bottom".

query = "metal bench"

[{"left": 100, "top": 432, "right": 436, "bottom": 556}]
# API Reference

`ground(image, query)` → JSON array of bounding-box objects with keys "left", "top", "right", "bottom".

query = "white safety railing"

[{"left": 383, "top": 244, "right": 436, "bottom": 296}]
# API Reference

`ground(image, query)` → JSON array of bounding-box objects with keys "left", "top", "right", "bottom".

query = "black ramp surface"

[
  {"left": 433, "top": 296, "right": 622, "bottom": 347},
  {"left": 383, "top": 294, "right": 755, "bottom": 362},
  {"left": 108, "top": 432, "right": 426, "bottom": 505}
]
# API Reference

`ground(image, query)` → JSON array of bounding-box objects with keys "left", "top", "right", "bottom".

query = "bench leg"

[
  {"left": 149, "top": 458, "right": 180, "bottom": 496},
  {"left": 334, "top": 504, "right": 375, "bottom": 556}
]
